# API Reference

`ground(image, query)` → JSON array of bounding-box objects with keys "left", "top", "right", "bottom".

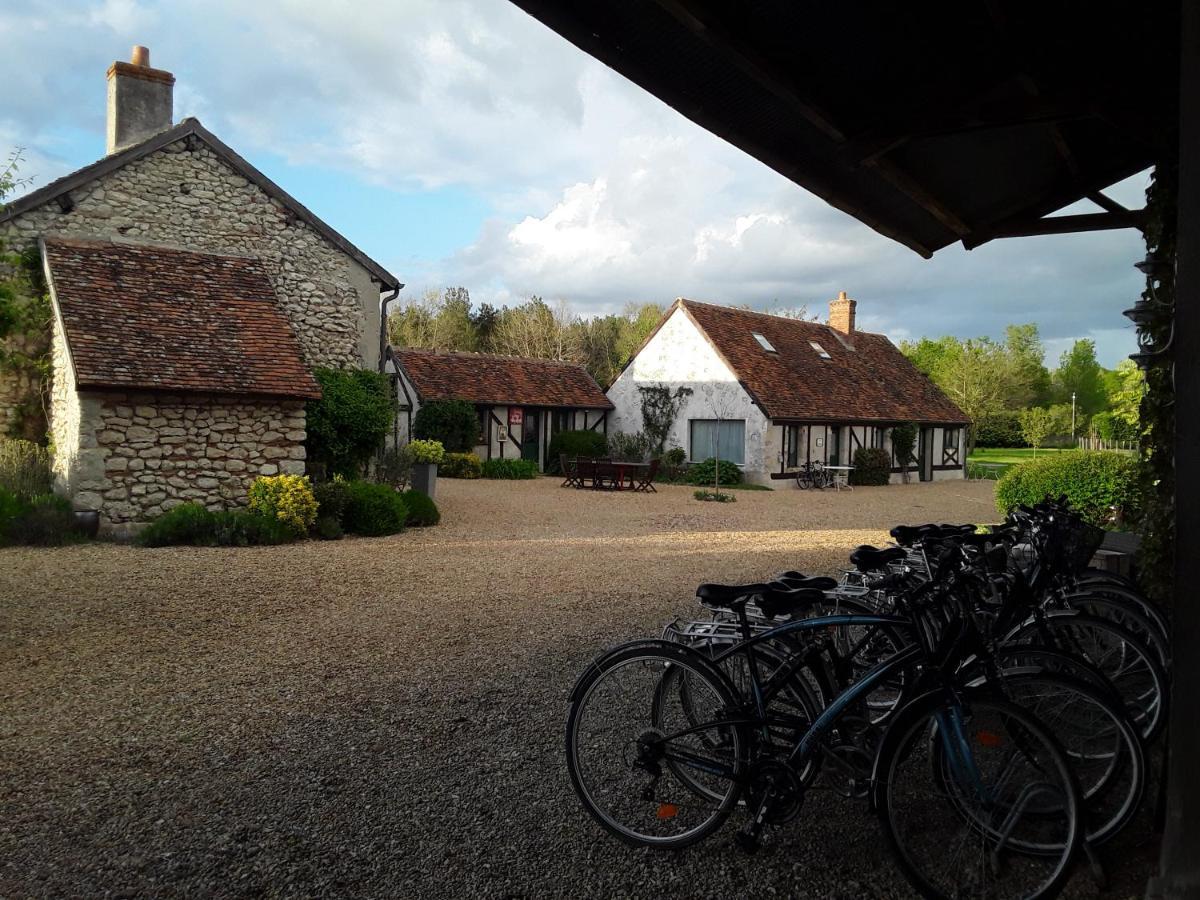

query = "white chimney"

[{"left": 106, "top": 46, "right": 175, "bottom": 155}]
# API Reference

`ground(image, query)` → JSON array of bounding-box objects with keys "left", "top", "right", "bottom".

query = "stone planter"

[{"left": 411, "top": 462, "right": 438, "bottom": 498}]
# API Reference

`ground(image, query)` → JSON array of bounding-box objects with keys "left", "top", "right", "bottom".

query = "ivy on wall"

[
  {"left": 638, "top": 384, "right": 692, "bottom": 455},
  {"left": 1135, "top": 163, "right": 1176, "bottom": 605},
  {"left": 0, "top": 244, "right": 52, "bottom": 442}
]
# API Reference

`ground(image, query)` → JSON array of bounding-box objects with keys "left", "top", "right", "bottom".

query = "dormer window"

[
  {"left": 752, "top": 332, "right": 776, "bottom": 352},
  {"left": 809, "top": 341, "right": 831, "bottom": 359}
]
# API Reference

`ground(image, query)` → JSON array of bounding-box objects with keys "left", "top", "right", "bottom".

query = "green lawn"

[{"left": 966, "top": 446, "right": 1070, "bottom": 476}]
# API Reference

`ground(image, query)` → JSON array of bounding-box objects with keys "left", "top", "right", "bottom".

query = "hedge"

[
  {"left": 441, "top": 452, "right": 482, "bottom": 479},
  {"left": 138, "top": 503, "right": 295, "bottom": 547},
  {"left": 343, "top": 481, "right": 408, "bottom": 536},
  {"left": 850, "top": 448, "right": 891, "bottom": 486},
  {"left": 546, "top": 430, "right": 608, "bottom": 473},
  {"left": 401, "top": 489, "right": 441, "bottom": 527},
  {"left": 995, "top": 451, "right": 1139, "bottom": 527},
  {"left": 412, "top": 400, "right": 479, "bottom": 453},
  {"left": 481, "top": 458, "right": 538, "bottom": 480}
]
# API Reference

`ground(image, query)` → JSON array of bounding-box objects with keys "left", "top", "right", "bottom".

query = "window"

[
  {"left": 809, "top": 341, "right": 831, "bottom": 359},
  {"left": 785, "top": 424, "right": 801, "bottom": 468},
  {"left": 752, "top": 332, "right": 776, "bottom": 352},
  {"left": 552, "top": 409, "right": 573, "bottom": 434},
  {"left": 689, "top": 419, "right": 746, "bottom": 465},
  {"left": 944, "top": 427, "right": 959, "bottom": 451}
]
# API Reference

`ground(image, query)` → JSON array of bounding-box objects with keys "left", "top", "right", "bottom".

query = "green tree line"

[{"left": 900, "top": 325, "right": 1143, "bottom": 452}]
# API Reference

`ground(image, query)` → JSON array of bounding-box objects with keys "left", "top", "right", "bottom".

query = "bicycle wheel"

[
  {"left": 796, "top": 470, "right": 811, "bottom": 490},
  {"left": 980, "top": 671, "right": 1145, "bottom": 847},
  {"left": 1004, "top": 610, "right": 1168, "bottom": 743},
  {"left": 874, "top": 692, "right": 1082, "bottom": 900},
  {"left": 566, "top": 640, "right": 744, "bottom": 848},
  {"left": 1063, "top": 587, "right": 1171, "bottom": 670}
]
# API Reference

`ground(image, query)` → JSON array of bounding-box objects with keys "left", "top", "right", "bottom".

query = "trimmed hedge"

[
  {"left": 412, "top": 400, "right": 479, "bottom": 453},
  {"left": 995, "top": 451, "right": 1139, "bottom": 527},
  {"left": 686, "top": 457, "right": 743, "bottom": 486},
  {"left": 401, "top": 489, "right": 441, "bottom": 527},
  {"left": 343, "top": 481, "right": 408, "bottom": 536},
  {"left": 546, "top": 430, "right": 607, "bottom": 473},
  {"left": 481, "top": 458, "right": 538, "bottom": 480},
  {"left": 441, "top": 452, "right": 482, "bottom": 479},
  {"left": 850, "top": 447, "right": 891, "bottom": 486}
]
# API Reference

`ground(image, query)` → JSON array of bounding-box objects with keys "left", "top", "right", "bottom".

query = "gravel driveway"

[{"left": 0, "top": 478, "right": 1152, "bottom": 897}]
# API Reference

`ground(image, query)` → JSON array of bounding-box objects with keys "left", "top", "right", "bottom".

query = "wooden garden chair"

[
  {"left": 632, "top": 458, "right": 660, "bottom": 492},
  {"left": 560, "top": 453, "right": 583, "bottom": 488}
]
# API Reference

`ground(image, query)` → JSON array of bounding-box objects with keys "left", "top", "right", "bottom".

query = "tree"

[
  {"left": 615, "top": 302, "right": 666, "bottom": 368},
  {"left": 891, "top": 423, "right": 918, "bottom": 483},
  {"left": 1051, "top": 339, "right": 1106, "bottom": 417},
  {"left": 490, "top": 297, "right": 580, "bottom": 360},
  {"left": 1004, "top": 323, "right": 1051, "bottom": 407},
  {"left": 388, "top": 287, "right": 477, "bottom": 352},
  {"left": 900, "top": 335, "right": 961, "bottom": 380},
  {"left": 1018, "top": 407, "right": 1054, "bottom": 454},
  {"left": 1106, "top": 359, "right": 1145, "bottom": 434},
  {"left": 936, "top": 339, "right": 1011, "bottom": 453}
]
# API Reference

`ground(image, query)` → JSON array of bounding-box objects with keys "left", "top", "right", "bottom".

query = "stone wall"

[
  {"left": 0, "top": 131, "right": 383, "bottom": 428},
  {"left": 66, "top": 389, "right": 306, "bottom": 531}
]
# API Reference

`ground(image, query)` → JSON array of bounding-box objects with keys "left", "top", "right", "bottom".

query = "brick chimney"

[
  {"left": 828, "top": 290, "right": 857, "bottom": 334},
  {"left": 106, "top": 46, "right": 175, "bottom": 155}
]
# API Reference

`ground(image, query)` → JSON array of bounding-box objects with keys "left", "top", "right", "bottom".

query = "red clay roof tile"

[
  {"left": 43, "top": 236, "right": 320, "bottom": 399},
  {"left": 676, "top": 299, "right": 967, "bottom": 423},
  {"left": 396, "top": 349, "right": 613, "bottom": 409}
]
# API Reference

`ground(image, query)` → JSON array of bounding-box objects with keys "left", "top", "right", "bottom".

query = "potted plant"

[{"left": 408, "top": 439, "right": 445, "bottom": 498}]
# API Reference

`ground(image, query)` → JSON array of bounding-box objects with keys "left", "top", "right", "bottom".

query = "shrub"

[
  {"left": 343, "top": 480, "right": 408, "bottom": 536},
  {"left": 546, "top": 430, "right": 608, "bottom": 473},
  {"left": 313, "top": 477, "right": 351, "bottom": 524},
  {"left": 657, "top": 446, "right": 689, "bottom": 483},
  {"left": 5, "top": 493, "right": 78, "bottom": 546},
  {"left": 314, "top": 514, "right": 343, "bottom": 541},
  {"left": 306, "top": 368, "right": 394, "bottom": 478},
  {"left": 694, "top": 489, "right": 736, "bottom": 503},
  {"left": 975, "top": 411, "right": 1028, "bottom": 448},
  {"left": 0, "top": 488, "right": 23, "bottom": 540},
  {"left": 686, "top": 457, "right": 743, "bottom": 486},
  {"left": 138, "top": 503, "right": 295, "bottom": 547},
  {"left": 480, "top": 458, "right": 539, "bottom": 480},
  {"left": 890, "top": 423, "right": 918, "bottom": 473},
  {"left": 0, "top": 439, "right": 53, "bottom": 499},
  {"left": 247, "top": 474, "right": 318, "bottom": 537},
  {"left": 375, "top": 445, "right": 413, "bottom": 491},
  {"left": 408, "top": 439, "right": 446, "bottom": 465},
  {"left": 137, "top": 503, "right": 219, "bottom": 547},
  {"left": 441, "top": 452, "right": 482, "bottom": 479},
  {"left": 850, "top": 448, "right": 891, "bottom": 486},
  {"left": 995, "top": 451, "right": 1140, "bottom": 527},
  {"left": 608, "top": 431, "right": 652, "bottom": 462},
  {"left": 412, "top": 400, "right": 479, "bottom": 453},
  {"left": 401, "top": 489, "right": 441, "bottom": 527}
]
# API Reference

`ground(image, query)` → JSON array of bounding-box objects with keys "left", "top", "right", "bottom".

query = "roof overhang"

[{"left": 509, "top": 1, "right": 1176, "bottom": 257}]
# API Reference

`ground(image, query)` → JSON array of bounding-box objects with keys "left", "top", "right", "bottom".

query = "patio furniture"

[
  {"left": 825, "top": 465, "right": 854, "bottom": 491},
  {"left": 560, "top": 453, "right": 583, "bottom": 488},
  {"left": 632, "top": 459, "right": 660, "bottom": 492},
  {"left": 592, "top": 458, "right": 619, "bottom": 490},
  {"left": 969, "top": 462, "right": 1005, "bottom": 481}
]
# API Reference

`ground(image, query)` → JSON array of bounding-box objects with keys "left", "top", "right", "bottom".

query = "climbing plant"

[
  {"left": 0, "top": 150, "right": 52, "bottom": 442},
  {"left": 1133, "top": 163, "right": 1176, "bottom": 605},
  {"left": 637, "top": 384, "right": 692, "bottom": 455},
  {"left": 891, "top": 423, "right": 918, "bottom": 483}
]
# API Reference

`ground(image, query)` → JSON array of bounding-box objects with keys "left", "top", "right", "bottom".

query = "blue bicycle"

[{"left": 565, "top": 582, "right": 1084, "bottom": 899}]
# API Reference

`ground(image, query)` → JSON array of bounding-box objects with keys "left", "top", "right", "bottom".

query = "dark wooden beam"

[
  {"left": 965, "top": 210, "right": 1146, "bottom": 247},
  {"left": 1087, "top": 190, "right": 1129, "bottom": 214}
]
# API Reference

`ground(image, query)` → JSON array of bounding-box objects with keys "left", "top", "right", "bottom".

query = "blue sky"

[{"left": 2, "top": 0, "right": 1149, "bottom": 368}]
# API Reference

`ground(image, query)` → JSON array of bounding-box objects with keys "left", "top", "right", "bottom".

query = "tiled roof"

[
  {"left": 43, "top": 236, "right": 321, "bottom": 399},
  {"left": 1, "top": 119, "right": 400, "bottom": 289},
  {"left": 395, "top": 349, "right": 613, "bottom": 409},
  {"left": 675, "top": 299, "right": 968, "bottom": 423}
]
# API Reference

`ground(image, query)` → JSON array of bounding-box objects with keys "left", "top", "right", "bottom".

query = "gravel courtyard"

[{"left": 0, "top": 478, "right": 1152, "bottom": 897}]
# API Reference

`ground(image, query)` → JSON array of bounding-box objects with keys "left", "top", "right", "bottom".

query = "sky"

[{"left": 1, "top": 0, "right": 1150, "bottom": 367}]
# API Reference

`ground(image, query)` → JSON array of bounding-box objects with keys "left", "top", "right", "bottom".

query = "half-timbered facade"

[
  {"left": 607, "top": 295, "right": 968, "bottom": 485},
  {"left": 390, "top": 349, "right": 613, "bottom": 470}
]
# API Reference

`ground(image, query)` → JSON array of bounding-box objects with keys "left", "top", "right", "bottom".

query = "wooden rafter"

[{"left": 965, "top": 209, "right": 1146, "bottom": 246}]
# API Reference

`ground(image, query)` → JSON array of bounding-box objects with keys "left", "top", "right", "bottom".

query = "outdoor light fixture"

[{"left": 1125, "top": 252, "right": 1174, "bottom": 371}]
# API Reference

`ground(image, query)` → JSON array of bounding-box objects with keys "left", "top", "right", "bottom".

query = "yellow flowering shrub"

[{"left": 247, "top": 474, "right": 318, "bottom": 536}]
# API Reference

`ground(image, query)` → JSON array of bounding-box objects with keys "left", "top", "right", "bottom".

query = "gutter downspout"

[{"left": 378, "top": 284, "right": 403, "bottom": 372}]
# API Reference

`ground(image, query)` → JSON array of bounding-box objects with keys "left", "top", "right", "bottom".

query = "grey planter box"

[{"left": 411, "top": 462, "right": 438, "bottom": 498}]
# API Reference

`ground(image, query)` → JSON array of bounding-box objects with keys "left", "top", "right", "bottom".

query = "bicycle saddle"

[
  {"left": 696, "top": 582, "right": 772, "bottom": 608},
  {"left": 889, "top": 524, "right": 933, "bottom": 546},
  {"left": 849, "top": 545, "right": 907, "bottom": 572},
  {"left": 756, "top": 587, "right": 828, "bottom": 620},
  {"left": 776, "top": 572, "right": 838, "bottom": 591}
]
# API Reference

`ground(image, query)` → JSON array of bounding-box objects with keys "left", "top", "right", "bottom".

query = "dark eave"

[
  {"left": 1, "top": 118, "right": 402, "bottom": 289},
  {"left": 508, "top": 1, "right": 1176, "bottom": 257}
]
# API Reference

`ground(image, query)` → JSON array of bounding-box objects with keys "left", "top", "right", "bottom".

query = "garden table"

[
  {"left": 824, "top": 465, "right": 854, "bottom": 491},
  {"left": 610, "top": 461, "right": 650, "bottom": 490}
]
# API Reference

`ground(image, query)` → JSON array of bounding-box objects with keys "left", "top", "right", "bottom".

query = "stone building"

[
  {"left": 607, "top": 295, "right": 969, "bottom": 485},
  {"left": 0, "top": 47, "right": 401, "bottom": 532}
]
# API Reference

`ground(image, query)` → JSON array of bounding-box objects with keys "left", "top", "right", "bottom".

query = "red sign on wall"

[{"left": 508, "top": 408, "right": 524, "bottom": 426}]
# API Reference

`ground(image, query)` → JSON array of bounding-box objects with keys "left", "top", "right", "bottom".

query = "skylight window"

[
  {"left": 752, "top": 332, "right": 776, "bottom": 352},
  {"left": 809, "top": 341, "right": 832, "bottom": 359}
]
